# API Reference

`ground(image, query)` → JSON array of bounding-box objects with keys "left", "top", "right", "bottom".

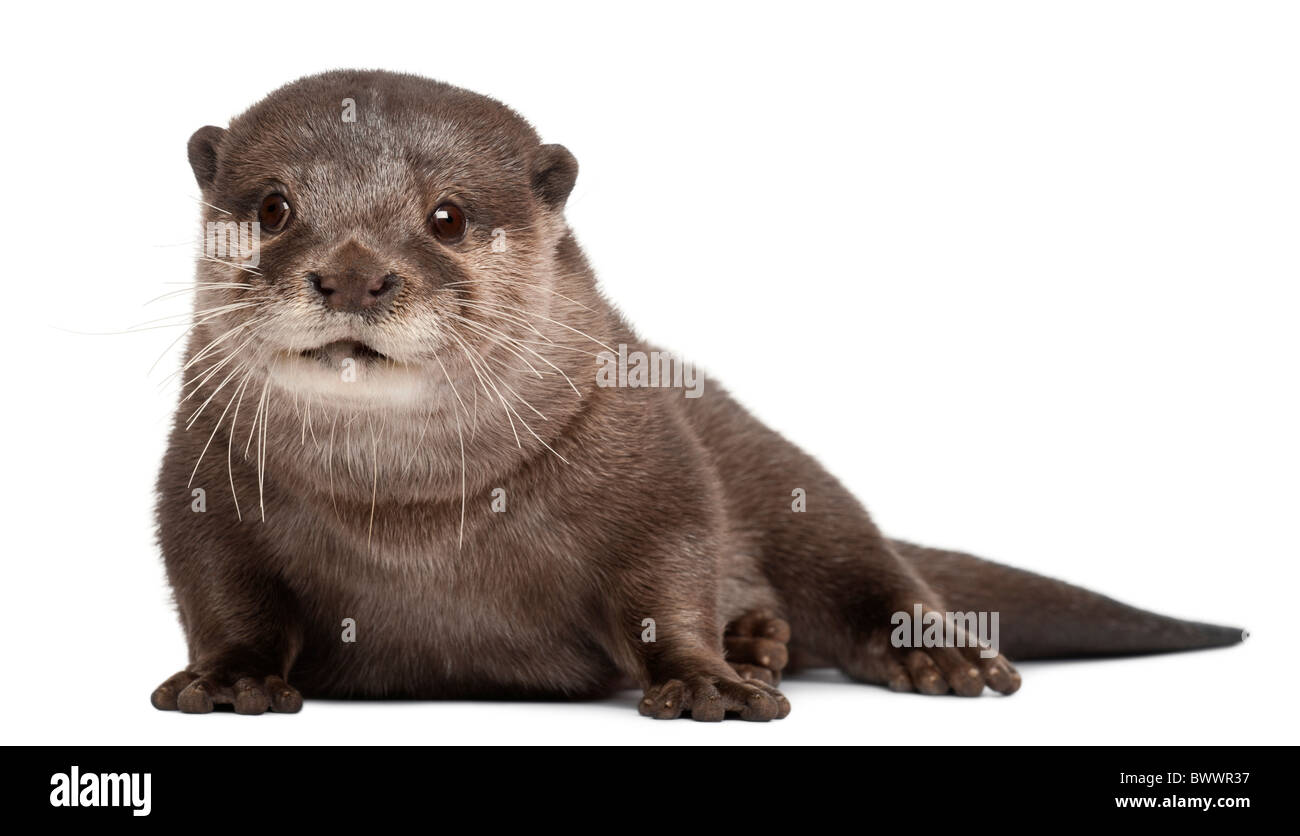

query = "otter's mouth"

[
  {"left": 299, "top": 339, "right": 390, "bottom": 365},
  {"left": 269, "top": 337, "right": 426, "bottom": 401}
]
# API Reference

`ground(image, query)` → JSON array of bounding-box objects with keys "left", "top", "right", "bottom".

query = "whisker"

[
  {"left": 449, "top": 331, "right": 522, "bottom": 449},
  {"left": 367, "top": 417, "right": 383, "bottom": 553},
  {"left": 150, "top": 306, "right": 271, "bottom": 377},
  {"left": 447, "top": 314, "right": 545, "bottom": 378},
  {"left": 453, "top": 298, "right": 552, "bottom": 342},
  {"left": 172, "top": 316, "right": 269, "bottom": 390},
  {"left": 193, "top": 197, "right": 233, "bottom": 215},
  {"left": 256, "top": 378, "right": 271, "bottom": 521},
  {"left": 444, "top": 277, "right": 596, "bottom": 314},
  {"left": 143, "top": 282, "right": 254, "bottom": 306},
  {"left": 450, "top": 314, "right": 582, "bottom": 396},
  {"left": 450, "top": 331, "right": 568, "bottom": 464},
  {"left": 328, "top": 411, "right": 340, "bottom": 520},
  {"left": 198, "top": 255, "right": 263, "bottom": 276},
  {"left": 187, "top": 364, "right": 248, "bottom": 489},
  {"left": 436, "top": 354, "right": 468, "bottom": 550},
  {"left": 226, "top": 368, "right": 255, "bottom": 522},
  {"left": 461, "top": 299, "right": 615, "bottom": 354},
  {"left": 185, "top": 359, "right": 249, "bottom": 430}
]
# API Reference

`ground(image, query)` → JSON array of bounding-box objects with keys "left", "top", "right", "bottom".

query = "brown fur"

[{"left": 152, "top": 70, "right": 1241, "bottom": 720}]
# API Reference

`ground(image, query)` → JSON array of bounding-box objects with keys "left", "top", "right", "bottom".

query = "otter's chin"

[{"left": 265, "top": 343, "right": 435, "bottom": 407}]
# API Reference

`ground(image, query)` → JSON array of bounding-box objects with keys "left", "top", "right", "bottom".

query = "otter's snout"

[
  {"left": 308, "top": 270, "right": 400, "bottom": 312},
  {"left": 307, "top": 241, "right": 402, "bottom": 313}
]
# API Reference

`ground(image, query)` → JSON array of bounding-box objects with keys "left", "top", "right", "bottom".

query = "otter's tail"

[{"left": 890, "top": 540, "right": 1245, "bottom": 660}]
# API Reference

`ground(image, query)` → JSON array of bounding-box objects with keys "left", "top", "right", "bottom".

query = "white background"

[{"left": 1, "top": 1, "right": 1296, "bottom": 745}]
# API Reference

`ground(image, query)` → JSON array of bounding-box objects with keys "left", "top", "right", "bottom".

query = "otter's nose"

[
  {"left": 308, "top": 270, "right": 400, "bottom": 312},
  {"left": 308, "top": 240, "right": 402, "bottom": 312}
]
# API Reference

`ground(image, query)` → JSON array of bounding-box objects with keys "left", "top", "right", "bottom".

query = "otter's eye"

[
  {"left": 429, "top": 203, "right": 467, "bottom": 243},
  {"left": 259, "top": 193, "right": 291, "bottom": 231}
]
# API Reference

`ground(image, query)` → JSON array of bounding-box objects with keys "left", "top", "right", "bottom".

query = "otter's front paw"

[
  {"left": 151, "top": 669, "right": 303, "bottom": 715},
  {"left": 639, "top": 675, "right": 791, "bottom": 722}
]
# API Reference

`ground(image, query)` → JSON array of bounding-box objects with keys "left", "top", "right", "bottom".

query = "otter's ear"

[
  {"left": 187, "top": 126, "right": 226, "bottom": 191},
  {"left": 531, "top": 144, "right": 578, "bottom": 210}
]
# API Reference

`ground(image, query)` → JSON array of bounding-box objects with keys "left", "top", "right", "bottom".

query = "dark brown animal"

[{"left": 152, "top": 70, "right": 1242, "bottom": 720}]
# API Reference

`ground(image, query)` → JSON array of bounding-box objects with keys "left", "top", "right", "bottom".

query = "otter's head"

[{"left": 186, "top": 70, "right": 579, "bottom": 407}]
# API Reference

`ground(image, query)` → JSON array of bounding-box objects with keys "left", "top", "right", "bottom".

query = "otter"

[{"left": 152, "top": 69, "right": 1243, "bottom": 720}]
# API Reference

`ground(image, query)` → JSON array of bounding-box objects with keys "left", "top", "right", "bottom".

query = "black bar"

[{"left": 4, "top": 746, "right": 1274, "bottom": 821}]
